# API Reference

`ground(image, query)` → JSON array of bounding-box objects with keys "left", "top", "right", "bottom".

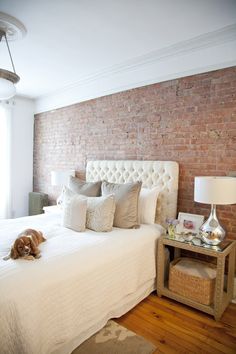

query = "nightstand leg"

[
  {"left": 157, "top": 239, "right": 165, "bottom": 297},
  {"left": 227, "top": 247, "right": 235, "bottom": 301},
  {"left": 214, "top": 256, "right": 225, "bottom": 321}
]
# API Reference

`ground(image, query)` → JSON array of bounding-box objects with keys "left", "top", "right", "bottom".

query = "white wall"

[{"left": 11, "top": 96, "right": 34, "bottom": 218}]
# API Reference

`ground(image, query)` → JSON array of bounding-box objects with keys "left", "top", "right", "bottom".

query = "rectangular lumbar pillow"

[
  {"left": 101, "top": 181, "right": 142, "bottom": 228},
  {"left": 68, "top": 176, "right": 102, "bottom": 197},
  {"left": 86, "top": 194, "right": 116, "bottom": 232},
  {"left": 138, "top": 187, "right": 160, "bottom": 224},
  {"left": 62, "top": 194, "right": 87, "bottom": 232}
]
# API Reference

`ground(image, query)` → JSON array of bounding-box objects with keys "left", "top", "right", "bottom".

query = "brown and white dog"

[{"left": 3, "top": 229, "right": 46, "bottom": 261}]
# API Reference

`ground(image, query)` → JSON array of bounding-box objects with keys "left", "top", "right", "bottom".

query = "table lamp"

[
  {"left": 51, "top": 170, "right": 75, "bottom": 186},
  {"left": 51, "top": 170, "right": 75, "bottom": 205},
  {"left": 194, "top": 176, "right": 236, "bottom": 245}
]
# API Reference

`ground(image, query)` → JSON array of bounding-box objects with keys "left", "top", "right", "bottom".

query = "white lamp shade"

[
  {"left": 51, "top": 170, "right": 75, "bottom": 186},
  {"left": 194, "top": 176, "right": 236, "bottom": 205},
  {"left": 0, "top": 78, "right": 16, "bottom": 99}
]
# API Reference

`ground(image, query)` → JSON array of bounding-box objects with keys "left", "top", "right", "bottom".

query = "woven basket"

[{"left": 169, "top": 257, "right": 216, "bottom": 305}]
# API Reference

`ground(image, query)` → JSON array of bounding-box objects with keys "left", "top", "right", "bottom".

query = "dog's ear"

[
  {"left": 10, "top": 243, "right": 19, "bottom": 259},
  {"left": 29, "top": 237, "right": 37, "bottom": 254},
  {"left": 39, "top": 231, "right": 46, "bottom": 242}
]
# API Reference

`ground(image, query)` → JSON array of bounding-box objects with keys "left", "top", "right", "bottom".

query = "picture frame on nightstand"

[{"left": 176, "top": 212, "right": 204, "bottom": 235}]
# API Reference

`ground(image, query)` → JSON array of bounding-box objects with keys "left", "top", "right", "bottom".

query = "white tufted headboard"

[{"left": 86, "top": 160, "right": 179, "bottom": 226}]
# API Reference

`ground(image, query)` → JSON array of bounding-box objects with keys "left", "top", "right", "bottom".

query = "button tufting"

[{"left": 86, "top": 160, "right": 178, "bottom": 226}]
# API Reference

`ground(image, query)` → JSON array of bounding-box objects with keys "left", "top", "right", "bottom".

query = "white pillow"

[
  {"left": 62, "top": 187, "right": 115, "bottom": 232},
  {"left": 62, "top": 194, "right": 87, "bottom": 232},
  {"left": 138, "top": 187, "right": 160, "bottom": 224},
  {"left": 58, "top": 185, "right": 76, "bottom": 207},
  {"left": 86, "top": 194, "right": 116, "bottom": 232}
]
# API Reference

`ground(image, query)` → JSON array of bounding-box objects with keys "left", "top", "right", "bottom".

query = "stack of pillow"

[{"left": 61, "top": 176, "right": 160, "bottom": 232}]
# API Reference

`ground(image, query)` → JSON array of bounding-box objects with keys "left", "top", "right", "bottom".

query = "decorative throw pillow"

[
  {"left": 101, "top": 181, "right": 142, "bottom": 228},
  {"left": 68, "top": 176, "right": 102, "bottom": 197},
  {"left": 62, "top": 195, "right": 87, "bottom": 232},
  {"left": 138, "top": 187, "right": 160, "bottom": 224},
  {"left": 61, "top": 187, "right": 115, "bottom": 232},
  {"left": 86, "top": 194, "right": 116, "bottom": 232},
  {"left": 58, "top": 185, "right": 74, "bottom": 208}
]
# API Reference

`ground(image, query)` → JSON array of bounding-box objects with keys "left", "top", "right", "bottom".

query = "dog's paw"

[
  {"left": 35, "top": 254, "right": 41, "bottom": 259},
  {"left": 23, "top": 255, "right": 35, "bottom": 261},
  {"left": 3, "top": 255, "right": 10, "bottom": 261},
  {"left": 27, "top": 256, "right": 35, "bottom": 261}
]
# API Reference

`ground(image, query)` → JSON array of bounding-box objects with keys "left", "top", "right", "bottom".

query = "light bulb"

[{"left": 0, "top": 77, "right": 16, "bottom": 99}]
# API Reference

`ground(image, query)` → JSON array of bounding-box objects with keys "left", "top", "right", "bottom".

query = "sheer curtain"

[{"left": 0, "top": 101, "right": 13, "bottom": 219}]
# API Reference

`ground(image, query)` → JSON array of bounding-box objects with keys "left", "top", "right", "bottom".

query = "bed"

[{"left": 0, "top": 160, "right": 179, "bottom": 354}]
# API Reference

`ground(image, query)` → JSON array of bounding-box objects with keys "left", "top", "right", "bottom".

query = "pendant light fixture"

[{"left": 0, "top": 12, "right": 26, "bottom": 100}]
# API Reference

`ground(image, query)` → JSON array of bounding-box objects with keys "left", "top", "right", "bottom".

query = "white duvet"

[{"left": 0, "top": 213, "right": 163, "bottom": 354}]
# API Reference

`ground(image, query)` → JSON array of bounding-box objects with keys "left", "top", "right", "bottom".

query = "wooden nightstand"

[
  {"left": 157, "top": 235, "right": 236, "bottom": 320},
  {"left": 43, "top": 205, "right": 61, "bottom": 214}
]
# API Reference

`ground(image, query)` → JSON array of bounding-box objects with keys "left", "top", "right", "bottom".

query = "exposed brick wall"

[{"left": 34, "top": 67, "right": 236, "bottom": 239}]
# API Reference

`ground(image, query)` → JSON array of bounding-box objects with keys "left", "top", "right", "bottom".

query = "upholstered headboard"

[{"left": 86, "top": 160, "right": 179, "bottom": 226}]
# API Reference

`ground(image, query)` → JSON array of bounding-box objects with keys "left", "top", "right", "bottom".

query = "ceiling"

[{"left": 0, "top": 0, "right": 236, "bottom": 112}]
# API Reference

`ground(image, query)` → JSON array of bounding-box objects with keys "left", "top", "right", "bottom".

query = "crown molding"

[
  {"left": 35, "top": 60, "right": 236, "bottom": 114},
  {"left": 35, "top": 24, "right": 236, "bottom": 113}
]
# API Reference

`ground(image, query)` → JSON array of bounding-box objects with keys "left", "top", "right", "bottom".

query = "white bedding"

[{"left": 0, "top": 213, "right": 163, "bottom": 354}]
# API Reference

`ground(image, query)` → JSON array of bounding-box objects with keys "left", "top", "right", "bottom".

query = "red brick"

[{"left": 34, "top": 66, "right": 236, "bottom": 239}]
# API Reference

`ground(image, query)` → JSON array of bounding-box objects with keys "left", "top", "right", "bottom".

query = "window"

[{"left": 0, "top": 103, "right": 12, "bottom": 219}]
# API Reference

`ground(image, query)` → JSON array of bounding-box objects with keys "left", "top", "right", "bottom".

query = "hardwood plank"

[
  {"left": 119, "top": 304, "right": 223, "bottom": 354},
  {"left": 137, "top": 308, "right": 218, "bottom": 354},
  {"left": 115, "top": 293, "right": 236, "bottom": 354},
  {"left": 118, "top": 313, "right": 195, "bottom": 354},
  {"left": 143, "top": 298, "right": 236, "bottom": 350}
]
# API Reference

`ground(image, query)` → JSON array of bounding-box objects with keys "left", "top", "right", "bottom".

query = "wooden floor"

[{"left": 115, "top": 293, "right": 236, "bottom": 354}]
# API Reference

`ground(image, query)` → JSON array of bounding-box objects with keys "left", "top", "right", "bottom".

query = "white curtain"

[{"left": 0, "top": 101, "right": 13, "bottom": 219}]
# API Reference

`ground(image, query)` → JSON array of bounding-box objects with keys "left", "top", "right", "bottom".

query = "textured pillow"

[
  {"left": 61, "top": 187, "right": 115, "bottom": 232},
  {"left": 68, "top": 176, "right": 102, "bottom": 197},
  {"left": 62, "top": 195, "right": 87, "bottom": 232},
  {"left": 101, "top": 181, "right": 142, "bottom": 228},
  {"left": 86, "top": 195, "right": 116, "bottom": 232},
  {"left": 138, "top": 187, "right": 160, "bottom": 224}
]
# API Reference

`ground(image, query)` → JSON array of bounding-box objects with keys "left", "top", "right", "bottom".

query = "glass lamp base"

[{"left": 200, "top": 204, "right": 225, "bottom": 246}]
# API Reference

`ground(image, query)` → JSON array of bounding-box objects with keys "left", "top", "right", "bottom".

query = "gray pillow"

[
  {"left": 68, "top": 176, "right": 102, "bottom": 197},
  {"left": 101, "top": 181, "right": 142, "bottom": 228}
]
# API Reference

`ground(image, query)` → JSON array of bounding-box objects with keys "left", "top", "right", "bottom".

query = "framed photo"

[{"left": 176, "top": 212, "right": 204, "bottom": 235}]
